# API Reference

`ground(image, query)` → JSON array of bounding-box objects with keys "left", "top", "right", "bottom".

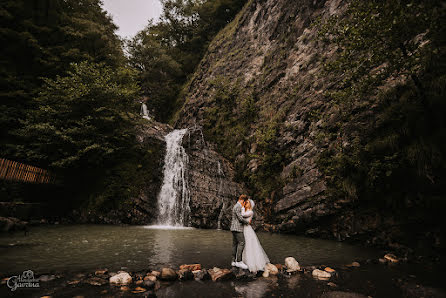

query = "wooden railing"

[{"left": 0, "top": 158, "right": 54, "bottom": 184}]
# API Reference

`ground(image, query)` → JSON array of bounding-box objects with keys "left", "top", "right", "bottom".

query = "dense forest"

[
  {"left": 0, "top": 0, "right": 248, "bottom": 212},
  {"left": 1, "top": 0, "right": 445, "bottom": 239}
]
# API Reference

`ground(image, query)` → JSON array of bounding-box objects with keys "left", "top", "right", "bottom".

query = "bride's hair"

[
  {"left": 244, "top": 200, "right": 252, "bottom": 210},
  {"left": 238, "top": 194, "right": 248, "bottom": 201}
]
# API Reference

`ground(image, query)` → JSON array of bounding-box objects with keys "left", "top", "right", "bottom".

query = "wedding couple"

[{"left": 230, "top": 194, "right": 269, "bottom": 273}]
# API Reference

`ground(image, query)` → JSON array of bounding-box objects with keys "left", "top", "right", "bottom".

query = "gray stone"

[
  {"left": 312, "top": 269, "right": 331, "bottom": 280},
  {"left": 109, "top": 272, "right": 132, "bottom": 285},
  {"left": 285, "top": 257, "right": 300, "bottom": 272}
]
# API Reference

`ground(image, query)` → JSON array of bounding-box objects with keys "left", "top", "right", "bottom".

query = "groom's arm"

[{"left": 235, "top": 204, "right": 249, "bottom": 224}]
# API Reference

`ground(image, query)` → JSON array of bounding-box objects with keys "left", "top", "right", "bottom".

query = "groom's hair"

[{"left": 238, "top": 194, "right": 248, "bottom": 201}]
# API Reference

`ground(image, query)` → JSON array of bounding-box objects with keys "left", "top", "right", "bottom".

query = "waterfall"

[
  {"left": 156, "top": 129, "right": 191, "bottom": 227},
  {"left": 216, "top": 161, "right": 225, "bottom": 230},
  {"left": 140, "top": 103, "right": 151, "bottom": 120}
]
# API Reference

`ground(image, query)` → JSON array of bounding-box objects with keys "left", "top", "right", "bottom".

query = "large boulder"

[{"left": 109, "top": 272, "right": 132, "bottom": 285}]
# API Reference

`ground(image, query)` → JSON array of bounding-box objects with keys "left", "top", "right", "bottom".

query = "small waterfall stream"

[
  {"left": 216, "top": 161, "right": 225, "bottom": 230},
  {"left": 156, "top": 129, "right": 191, "bottom": 227},
  {"left": 140, "top": 102, "right": 151, "bottom": 120}
]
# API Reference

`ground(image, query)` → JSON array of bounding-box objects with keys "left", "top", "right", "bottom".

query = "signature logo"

[{"left": 6, "top": 270, "right": 40, "bottom": 291}]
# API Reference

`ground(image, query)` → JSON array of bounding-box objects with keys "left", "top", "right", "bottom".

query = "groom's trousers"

[{"left": 232, "top": 231, "right": 245, "bottom": 262}]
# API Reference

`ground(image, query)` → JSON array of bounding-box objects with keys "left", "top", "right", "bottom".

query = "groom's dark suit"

[{"left": 230, "top": 201, "right": 249, "bottom": 263}]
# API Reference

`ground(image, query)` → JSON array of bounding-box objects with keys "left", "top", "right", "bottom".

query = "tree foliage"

[
  {"left": 316, "top": 0, "right": 446, "bottom": 205},
  {"left": 0, "top": 0, "right": 124, "bottom": 158},
  {"left": 13, "top": 61, "right": 146, "bottom": 207},
  {"left": 127, "top": 0, "right": 248, "bottom": 122},
  {"left": 317, "top": 0, "right": 444, "bottom": 104}
]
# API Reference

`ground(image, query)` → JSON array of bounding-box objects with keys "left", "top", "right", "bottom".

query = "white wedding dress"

[{"left": 241, "top": 208, "right": 270, "bottom": 273}]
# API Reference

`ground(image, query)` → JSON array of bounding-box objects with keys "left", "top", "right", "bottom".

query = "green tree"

[
  {"left": 15, "top": 62, "right": 140, "bottom": 203},
  {"left": 0, "top": 0, "right": 124, "bottom": 159},
  {"left": 127, "top": 0, "right": 248, "bottom": 122},
  {"left": 317, "top": 0, "right": 444, "bottom": 105},
  {"left": 315, "top": 0, "right": 446, "bottom": 204}
]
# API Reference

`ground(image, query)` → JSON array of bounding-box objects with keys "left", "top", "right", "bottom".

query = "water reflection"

[
  {"left": 234, "top": 278, "right": 275, "bottom": 298},
  {"left": 0, "top": 225, "right": 378, "bottom": 274},
  {"left": 152, "top": 229, "right": 175, "bottom": 265}
]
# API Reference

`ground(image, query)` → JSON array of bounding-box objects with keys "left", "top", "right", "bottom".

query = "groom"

[{"left": 230, "top": 194, "right": 250, "bottom": 269}]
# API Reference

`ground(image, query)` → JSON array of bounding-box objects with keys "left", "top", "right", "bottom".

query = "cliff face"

[
  {"left": 176, "top": 0, "right": 344, "bottom": 232},
  {"left": 174, "top": 0, "right": 445, "bottom": 254},
  {"left": 183, "top": 127, "right": 259, "bottom": 230}
]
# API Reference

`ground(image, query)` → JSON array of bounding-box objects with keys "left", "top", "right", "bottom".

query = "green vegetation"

[
  {"left": 0, "top": 1, "right": 158, "bottom": 212},
  {"left": 202, "top": 77, "right": 287, "bottom": 201},
  {"left": 315, "top": 0, "right": 446, "bottom": 206},
  {"left": 0, "top": 0, "right": 250, "bottom": 213},
  {"left": 127, "top": 0, "right": 248, "bottom": 122},
  {"left": 1, "top": 0, "right": 124, "bottom": 159}
]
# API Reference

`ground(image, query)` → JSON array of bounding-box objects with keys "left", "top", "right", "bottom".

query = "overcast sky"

[{"left": 101, "top": 0, "right": 163, "bottom": 39}]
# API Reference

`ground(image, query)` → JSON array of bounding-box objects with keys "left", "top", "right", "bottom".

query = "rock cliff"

[
  {"left": 175, "top": 0, "right": 346, "bottom": 233},
  {"left": 182, "top": 127, "right": 256, "bottom": 229},
  {"left": 174, "top": 0, "right": 445, "bottom": 255}
]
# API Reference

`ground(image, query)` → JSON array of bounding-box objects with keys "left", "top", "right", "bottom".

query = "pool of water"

[{"left": 0, "top": 225, "right": 379, "bottom": 275}]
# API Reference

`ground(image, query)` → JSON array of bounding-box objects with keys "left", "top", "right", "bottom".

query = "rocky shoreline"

[{"left": 1, "top": 256, "right": 445, "bottom": 297}]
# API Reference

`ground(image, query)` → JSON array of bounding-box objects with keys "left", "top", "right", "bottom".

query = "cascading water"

[
  {"left": 216, "top": 161, "right": 225, "bottom": 230},
  {"left": 140, "top": 102, "right": 151, "bottom": 120},
  {"left": 156, "top": 129, "right": 191, "bottom": 227}
]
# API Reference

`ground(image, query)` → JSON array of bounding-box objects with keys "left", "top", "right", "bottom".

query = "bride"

[{"left": 241, "top": 199, "right": 270, "bottom": 273}]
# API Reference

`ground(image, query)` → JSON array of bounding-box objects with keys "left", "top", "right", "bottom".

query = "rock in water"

[
  {"left": 109, "top": 272, "right": 132, "bottom": 285},
  {"left": 192, "top": 269, "right": 209, "bottom": 281},
  {"left": 384, "top": 253, "right": 399, "bottom": 263},
  {"left": 312, "top": 269, "right": 331, "bottom": 280},
  {"left": 94, "top": 269, "right": 108, "bottom": 276},
  {"left": 264, "top": 263, "right": 279, "bottom": 275},
  {"left": 178, "top": 269, "right": 194, "bottom": 281},
  {"left": 144, "top": 275, "right": 157, "bottom": 282},
  {"left": 132, "top": 287, "right": 147, "bottom": 294},
  {"left": 160, "top": 268, "right": 177, "bottom": 281},
  {"left": 143, "top": 280, "right": 155, "bottom": 289},
  {"left": 180, "top": 264, "right": 201, "bottom": 271},
  {"left": 285, "top": 257, "right": 301, "bottom": 272},
  {"left": 347, "top": 261, "right": 360, "bottom": 267},
  {"left": 208, "top": 267, "right": 233, "bottom": 282},
  {"left": 85, "top": 277, "right": 107, "bottom": 286},
  {"left": 150, "top": 270, "right": 161, "bottom": 277},
  {"left": 275, "top": 264, "right": 283, "bottom": 271}
]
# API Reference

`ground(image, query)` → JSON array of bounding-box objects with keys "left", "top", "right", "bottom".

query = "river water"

[
  {"left": 1, "top": 225, "right": 445, "bottom": 297},
  {"left": 0, "top": 225, "right": 378, "bottom": 275}
]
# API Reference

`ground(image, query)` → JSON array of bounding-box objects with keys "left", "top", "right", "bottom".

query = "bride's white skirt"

[{"left": 242, "top": 225, "right": 270, "bottom": 273}]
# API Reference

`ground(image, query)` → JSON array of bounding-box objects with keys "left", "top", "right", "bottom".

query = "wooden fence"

[{"left": 0, "top": 158, "right": 54, "bottom": 184}]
